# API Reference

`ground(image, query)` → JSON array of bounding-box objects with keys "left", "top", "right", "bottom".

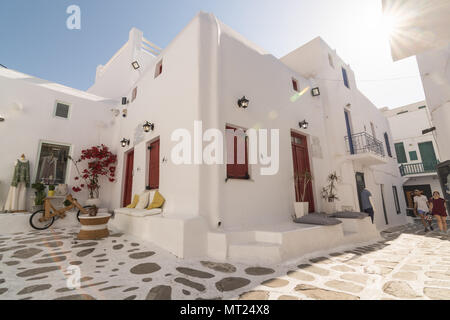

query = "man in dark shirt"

[{"left": 361, "top": 188, "right": 375, "bottom": 224}]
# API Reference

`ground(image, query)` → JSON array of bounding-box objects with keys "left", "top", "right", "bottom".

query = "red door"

[
  {"left": 148, "top": 139, "right": 160, "bottom": 189},
  {"left": 123, "top": 150, "right": 134, "bottom": 207},
  {"left": 291, "top": 132, "right": 315, "bottom": 212}
]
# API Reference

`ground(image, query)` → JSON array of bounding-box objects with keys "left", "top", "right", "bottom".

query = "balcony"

[
  {"left": 344, "top": 132, "right": 388, "bottom": 166},
  {"left": 399, "top": 160, "right": 439, "bottom": 177}
]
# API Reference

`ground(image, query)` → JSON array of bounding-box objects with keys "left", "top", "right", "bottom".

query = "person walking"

[
  {"left": 413, "top": 189, "right": 433, "bottom": 232},
  {"left": 429, "top": 191, "right": 448, "bottom": 234},
  {"left": 361, "top": 187, "right": 375, "bottom": 224}
]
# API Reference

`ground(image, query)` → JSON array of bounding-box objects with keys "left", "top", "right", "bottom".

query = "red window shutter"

[
  {"left": 148, "top": 139, "right": 160, "bottom": 189},
  {"left": 226, "top": 126, "right": 249, "bottom": 179},
  {"left": 292, "top": 79, "right": 298, "bottom": 92}
]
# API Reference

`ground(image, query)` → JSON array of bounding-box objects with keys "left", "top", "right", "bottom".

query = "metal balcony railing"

[
  {"left": 399, "top": 160, "right": 439, "bottom": 176},
  {"left": 344, "top": 132, "right": 385, "bottom": 157}
]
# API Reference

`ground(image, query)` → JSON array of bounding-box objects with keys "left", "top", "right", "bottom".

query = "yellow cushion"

[
  {"left": 146, "top": 190, "right": 165, "bottom": 209},
  {"left": 126, "top": 195, "right": 139, "bottom": 208}
]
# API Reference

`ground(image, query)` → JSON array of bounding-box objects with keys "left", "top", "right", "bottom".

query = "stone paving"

[{"left": 0, "top": 221, "right": 450, "bottom": 300}]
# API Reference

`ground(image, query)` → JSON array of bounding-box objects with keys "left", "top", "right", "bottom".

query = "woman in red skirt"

[{"left": 429, "top": 191, "right": 448, "bottom": 233}]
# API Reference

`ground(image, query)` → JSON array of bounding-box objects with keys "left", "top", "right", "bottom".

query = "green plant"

[
  {"left": 321, "top": 172, "right": 340, "bottom": 202},
  {"left": 31, "top": 183, "right": 46, "bottom": 206},
  {"left": 48, "top": 185, "right": 55, "bottom": 191}
]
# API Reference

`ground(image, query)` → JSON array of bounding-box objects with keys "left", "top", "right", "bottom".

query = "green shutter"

[
  {"left": 409, "top": 151, "right": 418, "bottom": 161},
  {"left": 394, "top": 143, "right": 407, "bottom": 163},
  {"left": 418, "top": 141, "right": 437, "bottom": 171}
]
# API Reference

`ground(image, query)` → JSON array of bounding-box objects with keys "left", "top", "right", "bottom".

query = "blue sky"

[{"left": 0, "top": 0, "right": 425, "bottom": 108}]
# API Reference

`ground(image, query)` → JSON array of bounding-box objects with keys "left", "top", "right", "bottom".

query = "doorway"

[
  {"left": 418, "top": 141, "right": 437, "bottom": 171},
  {"left": 291, "top": 131, "right": 315, "bottom": 212},
  {"left": 122, "top": 150, "right": 134, "bottom": 207},
  {"left": 355, "top": 172, "right": 366, "bottom": 211},
  {"left": 148, "top": 138, "right": 160, "bottom": 190},
  {"left": 403, "top": 184, "right": 432, "bottom": 216},
  {"left": 380, "top": 184, "right": 389, "bottom": 225}
]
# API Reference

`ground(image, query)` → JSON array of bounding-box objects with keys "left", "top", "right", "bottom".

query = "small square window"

[
  {"left": 409, "top": 151, "right": 418, "bottom": 161},
  {"left": 292, "top": 78, "right": 299, "bottom": 92},
  {"left": 155, "top": 60, "right": 163, "bottom": 78},
  {"left": 131, "top": 87, "right": 137, "bottom": 102},
  {"left": 328, "top": 53, "right": 334, "bottom": 68},
  {"left": 54, "top": 102, "right": 70, "bottom": 119}
]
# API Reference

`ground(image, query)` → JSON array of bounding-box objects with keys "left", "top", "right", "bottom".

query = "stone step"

[{"left": 228, "top": 241, "right": 283, "bottom": 264}]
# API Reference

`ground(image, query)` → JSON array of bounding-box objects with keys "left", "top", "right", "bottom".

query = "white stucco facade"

[
  {"left": 383, "top": 101, "right": 443, "bottom": 211},
  {"left": 1, "top": 12, "right": 410, "bottom": 262}
]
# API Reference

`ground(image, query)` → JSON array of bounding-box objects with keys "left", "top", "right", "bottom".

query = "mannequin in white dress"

[{"left": 4, "top": 154, "right": 30, "bottom": 212}]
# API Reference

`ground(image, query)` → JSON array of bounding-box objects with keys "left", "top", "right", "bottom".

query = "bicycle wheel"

[
  {"left": 77, "top": 206, "right": 95, "bottom": 222},
  {"left": 30, "top": 209, "right": 55, "bottom": 230}
]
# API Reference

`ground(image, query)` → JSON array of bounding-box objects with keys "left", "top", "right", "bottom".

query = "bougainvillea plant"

[{"left": 69, "top": 145, "right": 117, "bottom": 199}]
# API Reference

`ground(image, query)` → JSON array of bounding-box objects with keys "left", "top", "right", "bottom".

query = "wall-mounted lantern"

[
  {"left": 311, "top": 87, "right": 320, "bottom": 97},
  {"left": 120, "top": 138, "right": 130, "bottom": 148},
  {"left": 0, "top": 115, "right": 4, "bottom": 122},
  {"left": 237, "top": 96, "right": 249, "bottom": 109},
  {"left": 143, "top": 121, "right": 155, "bottom": 133},
  {"left": 131, "top": 61, "right": 140, "bottom": 70},
  {"left": 299, "top": 120, "right": 309, "bottom": 130}
]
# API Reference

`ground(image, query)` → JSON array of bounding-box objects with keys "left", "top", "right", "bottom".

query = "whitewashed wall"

[{"left": 0, "top": 69, "right": 115, "bottom": 211}]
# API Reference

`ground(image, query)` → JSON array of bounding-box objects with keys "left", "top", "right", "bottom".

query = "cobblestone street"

[{"left": 0, "top": 221, "right": 449, "bottom": 300}]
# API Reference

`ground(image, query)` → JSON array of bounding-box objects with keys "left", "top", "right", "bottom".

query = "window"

[
  {"left": 409, "top": 151, "right": 418, "bottom": 161},
  {"left": 226, "top": 125, "right": 249, "bottom": 179},
  {"left": 394, "top": 142, "right": 407, "bottom": 163},
  {"left": 292, "top": 78, "right": 299, "bottom": 92},
  {"left": 54, "top": 101, "right": 70, "bottom": 119},
  {"left": 384, "top": 132, "right": 392, "bottom": 157},
  {"left": 35, "top": 142, "right": 71, "bottom": 185},
  {"left": 131, "top": 87, "right": 137, "bottom": 102},
  {"left": 342, "top": 67, "right": 350, "bottom": 89},
  {"left": 328, "top": 53, "right": 334, "bottom": 68},
  {"left": 392, "top": 186, "right": 401, "bottom": 214},
  {"left": 154, "top": 60, "right": 163, "bottom": 78}
]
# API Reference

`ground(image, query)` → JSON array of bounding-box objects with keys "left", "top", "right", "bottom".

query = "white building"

[
  {"left": 0, "top": 12, "right": 410, "bottom": 263},
  {"left": 382, "top": 101, "right": 443, "bottom": 213}
]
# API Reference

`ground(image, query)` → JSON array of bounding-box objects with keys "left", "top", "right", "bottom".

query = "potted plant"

[
  {"left": 48, "top": 185, "right": 55, "bottom": 197},
  {"left": 69, "top": 144, "right": 117, "bottom": 207},
  {"left": 294, "top": 170, "right": 312, "bottom": 219},
  {"left": 31, "top": 182, "right": 46, "bottom": 211},
  {"left": 321, "top": 172, "right": 340, "bottom": 214}
]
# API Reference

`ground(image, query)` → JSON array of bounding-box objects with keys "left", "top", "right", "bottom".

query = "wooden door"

[
  {"left": 148, "top": 139, "right": 160, "bottom": 190},
  {"left": 418, "top": 141, "right": 437, "bottom": 171},
  {"left": 123, "top": 150, "right": 134, "bottom": 207},
  {"left": 291, "top": 132, "right": 315, "bottom": 212}
]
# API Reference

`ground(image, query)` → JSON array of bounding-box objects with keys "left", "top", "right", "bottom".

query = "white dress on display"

[{"left": 4, "top": 159, "right": 30, "bottom": 212}]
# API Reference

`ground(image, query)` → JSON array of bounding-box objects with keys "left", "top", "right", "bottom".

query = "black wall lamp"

[
  {"left": 143, "top": 121, "right": 155, "bottom": 132},
  {"left": 0, "top": 115, "right": 4, "bottom": 122},
  {"left": 132, "top": 61, "right": 140, "bottom": 70},
  {"left": 299, "top": 120, "right": 309, "bottom": 129},
  {"left": 237, "top": 96, "right": 249, "bottom": 109},
  {"left": 120, "top": 138, "right": 130, "bottom": 148},
  {"left": 311, "top": 87, "right": 320, "bottom": 96}
]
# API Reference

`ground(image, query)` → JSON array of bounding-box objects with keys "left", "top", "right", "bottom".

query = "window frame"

[
  {"left": 154, "top": 60, "right": 163, "bottom": 78},
  {"left": 394, "top": 142, "right": 407, "bottom": 163},
  {"left": 384, "top": 132, "right": 392, "bottom": 157},
  {"left": 292, "top": 78, "right": 299, "bottom": 92},
  {"left": 342, "top": 67, "right": 350, "bottom": 89},
  {"left": 392, "top": 185, "right": 401, "bottom": 214},
  {"left": 34, "top": 139, "right": 72, "bottom": 185},
  {"left": 226, "top": 125, "right": 250, "bottom": 180},
  {"left": 53, "top": 100, "right": 71, "bottom": 120}
]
